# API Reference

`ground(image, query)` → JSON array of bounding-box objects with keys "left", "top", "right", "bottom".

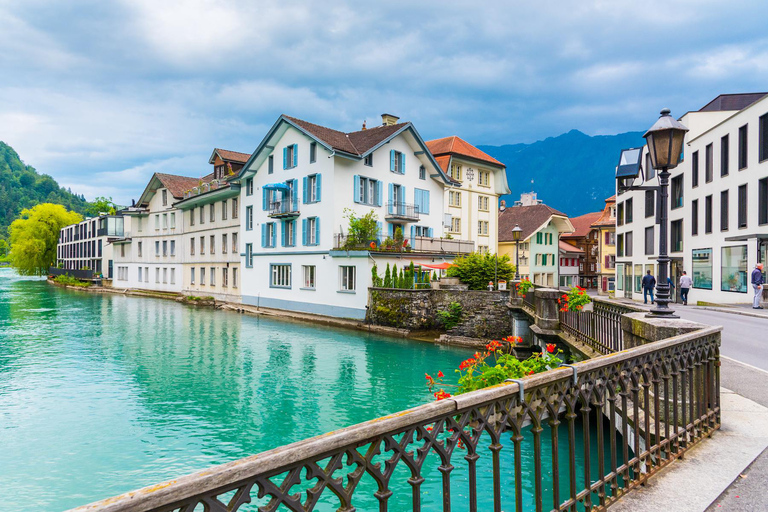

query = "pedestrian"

[
  {"left": 751, "top": 263, "right": 764, "bottom": 309},
  {"left": 667, "top": 277, "right": 675, "bottom": 302},
  {"left": 641, "top": 270, "right": 656, "bottom": 304},
  {"left": 679, "top": 271, "right": 692, "bottom": 306}
]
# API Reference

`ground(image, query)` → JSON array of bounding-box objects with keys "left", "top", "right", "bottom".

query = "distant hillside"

[
  {"left": 479, "top": 130, "right": 646, "bottom": 216},
  {"left": 0, "top": 141, "right": 89, "bottom": 239}
]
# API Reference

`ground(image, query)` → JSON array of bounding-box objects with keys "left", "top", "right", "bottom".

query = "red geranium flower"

[
  {"left": 546, "top": 343, "right": 556, "bottom": 353},
  {"left": 437, "top": 370, "right": 444, "bottom": 378},
  {"left": 434, "top": 389, "right": 452, "bottom": 400}
]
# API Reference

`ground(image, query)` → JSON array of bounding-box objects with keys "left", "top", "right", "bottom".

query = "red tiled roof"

[
  {"left": 214, "top": 148, "right": 251, "bottom": 163},
  {"left": 283, "top": 115, "right": 408, "bottom": 156},
  {"left": 498, "top": 204, "right": 568, "bottom": 242},
  {"left": 155, "top": 172, "right": 214, "bottom": 199},
  {"left": 426, "top": 136, "right": 504, "bottom": 168},
  {"left": 591, "top": 195, "right": 617, "bottom": 228},
  {"left": 561, "top": 211, "right": 602, "bottom": 239},
  {"left": 559, "top": 240, "right": 583, "bottom": 253}
]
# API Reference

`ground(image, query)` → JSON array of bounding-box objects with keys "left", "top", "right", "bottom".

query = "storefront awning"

[
  {"left": 418, "top": 262, "right": 455, "bottom": 270},
  {"left": 263, "top": 183, "right": 290, "bottom": 191}
]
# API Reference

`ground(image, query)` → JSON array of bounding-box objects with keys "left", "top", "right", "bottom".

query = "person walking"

[
  {"left": 680, "top": 271, "right": 692, "bottom": 306},
  {"left": 752, "top": 263, "right": 764, "bottom": 309},
  {"left": 667, "top": 276, "right": 676, "bottom": 303},
  {"left": 642, "top": 270, "right": 656, "bottom": 305}
]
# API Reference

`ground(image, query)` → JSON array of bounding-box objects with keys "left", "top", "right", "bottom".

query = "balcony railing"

[
  {"left": 385, "top": 201, "right": 420, "bottom": 221},
  {"left": 268, "top": 201, "right": 300, "bottom": 219},
  {"left": 333, "top": 234, "right": 474, "bottom": 254},
  {"left": 70, "top": 325, "right": 721, "bottom": 512}
]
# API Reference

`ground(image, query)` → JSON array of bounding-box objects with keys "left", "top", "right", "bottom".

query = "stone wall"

[{"left": 366, "top": 288, "right": 512, "bottom": 338}]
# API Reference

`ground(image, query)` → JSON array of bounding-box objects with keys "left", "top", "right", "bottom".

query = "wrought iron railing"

[
  {"left": 69, "top": 326, "right": 721, "bottom": 512},
  {"left": 385, "top": 201, "right": 420, "bottom": 220},
  {"left": 560, "top": 299, "right": 644, "bottom": 354},
  {"left": 268, "top": 200, "right": 299, "bottom": 217}
]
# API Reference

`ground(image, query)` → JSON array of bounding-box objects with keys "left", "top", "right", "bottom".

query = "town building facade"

[
  {"left": 558, "top": 240, "right": 583, "bottom": 288},
  {"left": 560, "top": 211, "right": 602, "bottom": 289},
  {"left": 592, "top": 195, "right": 617, "bottom": 295},
  {"left": 57, "top": 214, "right": 129, "bottom": 277}
]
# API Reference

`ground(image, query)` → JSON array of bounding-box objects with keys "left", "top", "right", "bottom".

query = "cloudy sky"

[{"left": 2, "top": 0, "right": 768, "bottom": 205}]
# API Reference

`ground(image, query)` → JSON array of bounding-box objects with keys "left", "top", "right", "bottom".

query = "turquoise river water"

[{"left": 0, "top": 269, "right": 617, "bottom": 511}]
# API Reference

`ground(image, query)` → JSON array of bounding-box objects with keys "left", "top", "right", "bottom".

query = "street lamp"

[
  {"left": 512, "top": 224, "right": 522, "bottom": 280},
  {"left": 617, "top": 109, "right": 688, "bottom": 318}
]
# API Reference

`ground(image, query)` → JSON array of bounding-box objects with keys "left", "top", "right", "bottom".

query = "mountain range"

[{"left": 480, "top": 130, "right": 646, "bottom": 216}]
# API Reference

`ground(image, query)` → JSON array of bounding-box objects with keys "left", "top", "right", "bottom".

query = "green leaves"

[
  {"left": 9, "top": 203, "right": 82, "bottom": 275},
  {"left": 446, "top": 252, "right": 515, "bottom": 290}
]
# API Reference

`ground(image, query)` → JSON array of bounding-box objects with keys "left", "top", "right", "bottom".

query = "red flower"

[
  {"left": 437, "top": 370, "right": 444, "bottom": 378},
  {"left": 527, "top": 370, "right": 535, "bottom": 375},
  {"left": 434, "top": 389, "right": 452, "bottom": 400},
  {"left": 425, "top": 373, "right": 434, "bottom": 383},
  {"left": 459, "top": 358, "right": 476, "bottom": 370},
  {"left": 546, "top": 343, "right": 556, "bottom": 353}
]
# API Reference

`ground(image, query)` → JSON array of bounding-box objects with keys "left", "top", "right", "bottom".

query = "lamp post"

[
  {"left": 617, "top": 109, "right": 688, "bottom": 318},
  {"left": 512, "top": 224, "right": 522, "bottom": 280}
]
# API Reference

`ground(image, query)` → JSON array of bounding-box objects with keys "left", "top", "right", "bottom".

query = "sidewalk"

[{"left": 606, "top": 295, "right": 768, "bottom": 320}]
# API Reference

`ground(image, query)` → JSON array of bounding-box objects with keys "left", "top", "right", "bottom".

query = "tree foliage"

[
  {"left": 9, "top": 203, "right": 82, "bottom": 275},
  {"left": 342, "top": 208, "right": 379, "bottom": 249},
  {"left": 447, "top": 252, "right": 516, "bottom": 290},
  {"left": 86, "top": 196, "right": 117, "bottom": 216}
]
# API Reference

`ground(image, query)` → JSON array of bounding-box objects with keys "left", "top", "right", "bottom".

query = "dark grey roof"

[{"left": 699, "top": 93, "right": 768, "bottom": 112}]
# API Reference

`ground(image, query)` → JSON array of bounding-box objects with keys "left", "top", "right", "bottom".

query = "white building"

[
  {"left": 615, "top": 92, "right": 768, "bottom": 304},
  {"left": 425, "top": 136, "right": 511, "bottom": 254},
  {"left": 112, "top": 173, "right": 200, "bottom": 292},
  {"left": 57, "top": 214, "right": 129, "bottom": 277},
  {"left": 237, "top": 113, "right": 466, "bottom": 320}
]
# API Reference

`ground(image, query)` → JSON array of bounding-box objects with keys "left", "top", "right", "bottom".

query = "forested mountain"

[
  {"left": 480, "top": 130, "right": 646, "bottom": 216},
  {"left": 0, "top": 142, "right": 89, "bottom": 240}
]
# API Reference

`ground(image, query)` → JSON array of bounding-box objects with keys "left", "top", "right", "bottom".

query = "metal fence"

[
  {"left": 48, "top": 267, "right": 94, "bottom": 280},
  {"left": 521, "top": 285, "right": 537, "bottom": 313},
  {"left": 68, "top": 326, "right": 721, "bottom": 512},
  {"left": 559, "top": 299, "right": 644, "bottom": 354}
]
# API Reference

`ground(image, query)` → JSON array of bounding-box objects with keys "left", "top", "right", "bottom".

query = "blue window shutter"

[
  {"left": 399, "top": 152, "right": 405, "bottom": 174},
  {"left": 388, "top": 223, "right": 393, "bottom": 238},
  {"left": 410, "top": 225, "right": 415, "bottom": 242},
  {"left": 283, "top": 147, "right": 287, "bottom": 169},
  {"left": 316, "top": 173, "right": 322, "bottom": 202},
  {"left": 271, "top": 223, "right": 276, "bottom": 247},
  {"left": 292, "top": 179, "right": 298, "bottom": 211},
  {"left": 302, "top": 177, "right": 308, "bottom": 203},
  {"left": 281, "top": 221, "right": 287, "bottom": 247},
  {"left": 413, "top": 189, "right": 419, "bottom": 211},
  {"left": 302, "top": 219, "right": 308, "bottom": 246},
  {"left": 388, "top": 184, "right": 393, "bottom": 214},
  {"left": 314, "top": 217, "right": 320, "bottom": 245},
  {"left": 401, "top": 186, "right": 406, "bottom": 212},
  {"left": 261, "top": 224, "right": 266, "bottom": 248},
  {"left": 428, "top": 227, "right": 433, "bottom": 238},
  {"left": 375, "top": 180, "right": 382, "bottom": 206},
  {"left": 291, "top": 221, "right": 297, "bottom": 246},
  {"left": 353, "top": 175, "right": 361, "bottom": 203},
  {"left": 262, "top": 188, "right": 268, "bottom": 210},
  {"left": 377, "top": 221, "right": 382, "bottom": 241},
  {"left": 423, "top": 190, "right": 430, "bottom": 214},
  {"left": 292, "top": 144, "right": 298, "bottom": 168},
  {"left": 390, "top": 150, "right": 395, "bottom": 172}
]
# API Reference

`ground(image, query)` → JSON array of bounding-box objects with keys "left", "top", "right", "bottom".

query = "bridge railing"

[
  {"left": 559, "top": 298, "right": 644, "bottom": 354},
  {"left": 70, "top": 326, "right": 721, "bottom": 512}
]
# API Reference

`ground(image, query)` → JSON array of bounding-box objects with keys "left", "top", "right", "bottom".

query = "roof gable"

[
  {"left": 498, "top": 204, "right": 569, "bottom": 242},
  {"left": 426, "top": 136, "right": 504, "bottom": 168},
  {"left": 209, "top": 148, "right": 251, "bottom": 165},
  {"left": 562, "top": 211, "right": 602, "bottom": 238}
]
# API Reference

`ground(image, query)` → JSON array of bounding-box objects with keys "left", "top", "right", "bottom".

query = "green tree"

[
  {"left": 447, "top": 252, "right": 516, "bottom": 290},
  {"left": 371, "top": 263, "right": 382, "bottom": 287},
  {"left": 86, "top": 196, "right": 117, "bottom": 216},
  {"left": 342, "top": 208, "right": 379, "bottom": 249},
  {"left": 392, "top": 264, "right": 398, "bottom": 288},
  {"left": 9, "top": 203, "right": 82, "bottom": 275},
  {"left": 0, "top": 239, "right": 8, "bottom": 260},
  {"left": 384, "top": 263, "right": 393, "bottom": 288}
]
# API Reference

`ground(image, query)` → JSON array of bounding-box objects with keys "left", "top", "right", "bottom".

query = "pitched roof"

[
  {"left": 213, "top": 148, "right": 251, "bottom": 163},
  {"left": 426, "top": 136, "right": 504, "bottom": 168},
  {"left": 699, "top": 93, "right": 768, "bottom": 113},
  {"left": 283, "top": 115, "right": 408, "bottom": 156},
  {"left": 155, "top": 172, "right": 214, "bottom": 199},
  {"left": 561, "top": 211, "right": 602, "bottom": 239},
  {"left": 560, "top": 240, "right": 583, "bottom": 254},
  {"left": 590, "top": 195, "right": 617, "bottom": 228},
  {"left": 498, "top": 204, "right": 568, "bottom": 242}
]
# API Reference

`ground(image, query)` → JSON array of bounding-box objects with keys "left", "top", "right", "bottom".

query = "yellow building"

[{"left": 592, "top": 195, "right": 617, "bottom": 294}]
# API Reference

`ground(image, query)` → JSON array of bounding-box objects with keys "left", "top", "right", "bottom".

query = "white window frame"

[
  {"left": 339, "top": 265, "right": 356, "bottom": 292},
  {"left": 303, "top": 265, "right": 316, "bottom": 289},
  {"left": 270, "top": 264, "right": 292, "bottom": 288}
]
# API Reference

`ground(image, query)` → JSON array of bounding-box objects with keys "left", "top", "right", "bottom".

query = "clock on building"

[{"left": 466, "top": 168, "right": 475, "bottom": 181}]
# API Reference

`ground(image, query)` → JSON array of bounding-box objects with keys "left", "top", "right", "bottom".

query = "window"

[
  {"left": 450, "top": 217, "right": 461, "bottom": 233},
  {"left": 232, "top": 198, "right": 238, "bottom": 219},
  {"left": 448, "top": 190, "right": 461, "bottom": 207},
  {"left": 268, "top": 155, "right": 274, "bottom": 174},
  {"left": 721, "top": 245, "right": 748, "bottom": 293},
  {"left": 478, "top": 195, "right": 490, "bottom": 211},
  {"left": 232, "top": 232, "right": 238, "bottom": 254},
  {"left": 720, "top": 190, "right": 729, "bottom": 231},
  {"left": 413, "top": 188, "right": 430, "bottom": 214},
  {"left": 738, "top": 184, "right": 747, "bottom": 229},
  {"left": 310, "top": 142, "right": 316, "bottom": 163},
  {"left": 144, "top": 267, "right": 149, "bottom": 283},
  {"left": 208, "top": 204, "right": 214, "bottom": 223},
  {"left": 390, "top": 150, "right": 405, "bottom": 174},
  {"left": 190, "top": 209, "right": 195, "bottom": 226},
  {"left": 761, "top": 178, "right": 768, "bottom": 225},
  {"left": 478, "top": 170, "right": 490, "bottom": 186},
  {"left": 191, "top": 267, "right": 195, "bottom": 284},
  {"left": 720, "top": 134, "right": 729, "bottom": 176},
  {"left": 449, "top": 164, "right": 462, "bottom": 181},
  {"left": 304, "top": 217, "right": 319, "bottom": 245},
  {"left": 477, "top": 220, "right": 489, "bottom": 235},
  {"left": 692, "top": 248, "right": 712, "bottom": 289},
  {"left": 138, "top": 267, "right": 143, "bottom": 282},
  {"left": 284, "top": 144, "right": 297, "bottom": 169},
  {"left": 692, "top": 199, "right": 699, "bottom": 236},
  {"left": 616, "top": 263, "right": 624, "bottom": 290},
  {"left": 671, "top": 220, "right": 683, "bottom": 252},
  {"left": 670, "top": 175, "right": 683, "bottom": 210},
  {"left": 245, "top": 243, "right": 253, "bottom": 268},
  {"left": 705, "top": 143, "right": 713, "bottom": 183},
  {"left": 162, "top": 213, "right": 168, "bottom": 229},
  {"left": 705, "top": 195, "right": 713, "bottom": 233},
  {"left": 245, "top": 206, "right": 253, "bottom": 230},
  {"left": 210, "top": 235, "right": 216, "bottom": 254},
  {"left": 200, "top": 267, "right": 205, "bottom": 285},
  {"left": 339, "top": 266, "right": 356, "bottom": 291},
  {"left": 760, "top": 113, "right": 768, "bottom": 162},
  {"left": 283, "top": 220, "right": 296, "bottom": 247},
  {"left": 354, "top": 176, "right": 380, "bottom": 205},
  {"left": 644, "top": 226, "right": 654, "bottom": 255},
  {"left": 691, "top": 150, "right": 699, "bottom": 187},
  {"left": 155, "top": 241, "right": 160, "bottom": 256},
  {"left": 270, "top": 264, "right": 292, "bottom": 288},
  {"left": 190, "top": 237, "right": 195, "bottom": 255},
  {"left": 170, "top": 240, "right": 175, "bottom": 256},
  {"left": 625, "top": 198, "right": 633, "bottom": 223},
  {"left": 200, "top": 236, "right": 205, "bottom": 255},
  {"left": 162, "top": 190, "right": 168, "bottom": 206},
  {"left": 163, "top": 268, "right": 167, "bottom": 283},
  {"left": 222, "top": 234, "right": 228, "bottom": 254},
  {"left": 137, "top": 217, "right": 143, "bottom": 232},
  {"left": 138, "top": 241, "right": 143, "bottom": 257},
  {"left": 210, "top": 267, "right": 215, "bottom": 286},
  {"left": 364, "top": 154, "right": 373, "bottom": 166},
  {"left": 419, "top": 166, "right": 426, "bottom": 180},
  {"left": 246, "top": 178, "right": 253, "bottom": 196},
  {"left": 306, "top": 174, "right": 321, "bottom": 203},
  {"left": 625, "top": 231, "right": 633, "bottom": 257},
  {"left": 737, "top": 125, "right": 748, "bottom": 170},
  {"left": 303, "top": 265, "right": 316, "bottom": 289},
  {"left": 634, "top": 264, "right": 642, "bottom": 293},
  {"left": 170, "top": 213, "right": 176, "bottom": 229},
  {"left": 222, "top": 268, "right": 228, "bottom": 287},
  {"left": 617, "top": 202, "right": 624, "bottom": 226},
  {"left": 199, "top": 207, "right": 205, "bottom": 225},
  {"left": 645, "top": 190, "right": 654, "bottom": 218},
  {"left": 162, "top": 240, "right": 167, "bottom": 256},
  {"left": 155, "top": 215, "right": 160, "bottom": 230},
  {"left": 264, "top": 222, "right": 277, "bottom": 248},
  {"left": 605, "top": 231, "right": 615, "bottom": 246},
  {"left": 645, "top": 152, "right": 655, "bottom": 180},
  {"left": 232, "top": 268, "right": 238, "bottom": 288},
  {"left": 155, "top": 268, "right": 160, "bottom": 283}
]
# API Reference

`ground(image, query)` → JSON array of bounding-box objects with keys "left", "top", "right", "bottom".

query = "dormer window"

[
  {"left": 364, "top": 154, "right": 373, "bottom": 167},
  {"left": 162, "top": 190, "right": 168, "bottom": 206}
]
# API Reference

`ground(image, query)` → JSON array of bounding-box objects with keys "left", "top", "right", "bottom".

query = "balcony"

[
  {"left": 385, "top": 202, "right": 420, "bottom": 222},
  {"left": 268, "top": 201, "right": 300, "bottom": 219},
  {"left": 333, "top": 234, "right": 474, "bottom": 255}
]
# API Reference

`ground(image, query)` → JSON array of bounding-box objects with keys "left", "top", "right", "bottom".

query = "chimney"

[
  {"left": 381, "top": 113, "right": 400, "bottom": 126},
  {"left": 499, "top": 199, "right": 506, "bottom": 211},
  {"left": 362, "top": 120, "right": 367, "bottom": 130}
]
